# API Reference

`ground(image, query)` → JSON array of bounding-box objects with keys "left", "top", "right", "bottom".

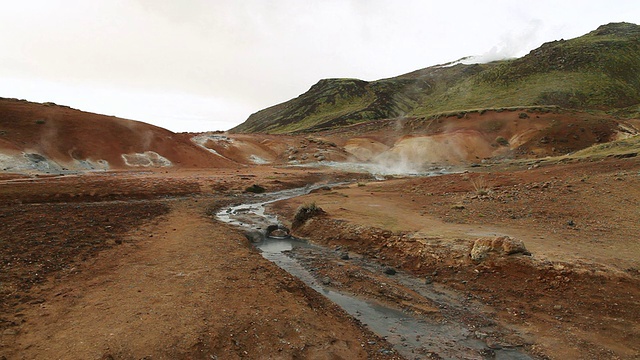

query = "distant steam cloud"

[
  {"left": 122, "top": 151, "right": 172, "bottom": 167},
  {"left": 462, "top": 19, "right": 544, "bottom": 64}
]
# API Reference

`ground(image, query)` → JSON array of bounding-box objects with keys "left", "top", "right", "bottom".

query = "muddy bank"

[
  {"left": 268, "top": 158, "right": 640, "bottom": 359},
  {"left": 0, "top": 168, "right": 394, "bottom": 360},
  {"left": 217, "top": 185, "right": 536, "bottom": 359}
]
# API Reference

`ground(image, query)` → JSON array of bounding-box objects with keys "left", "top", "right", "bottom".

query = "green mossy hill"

[
  {"left": 232, "top": 77, "right": 431, "bottom": 134},
  {"left": 232, "top": 22, "right": 640, "bottom": 134}
]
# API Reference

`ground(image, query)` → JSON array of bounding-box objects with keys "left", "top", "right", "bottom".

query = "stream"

[{"left": 216, "top": 184, "right": 535, "bottom": 360}]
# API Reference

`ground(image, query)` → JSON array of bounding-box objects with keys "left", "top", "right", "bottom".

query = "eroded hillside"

[{"left": 0, "top": 98, "right": 238, "bottom": 172}]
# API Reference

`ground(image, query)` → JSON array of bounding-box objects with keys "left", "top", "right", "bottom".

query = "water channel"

[{"left": 216, "top": 184, "right": 534, "bottom": 360}]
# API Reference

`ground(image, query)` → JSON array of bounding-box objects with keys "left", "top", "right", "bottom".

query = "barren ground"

[
  {"left": 1, "top": 168, "right": 396, "bottom": 360},
  {"left": 270, "top": 156, "right": 640, "bottom": 359},
  {"left": 1, "top": 156, "right": 639, "bottom": 359}
]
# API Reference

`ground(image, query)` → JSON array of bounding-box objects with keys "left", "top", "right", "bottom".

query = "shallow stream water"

[{"left": 216, "top": 185, "right": 534, "bottom": 359}]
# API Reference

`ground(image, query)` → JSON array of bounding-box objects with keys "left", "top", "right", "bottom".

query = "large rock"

[
  {"left": 244, "top": 229, "right": 266, "bottom": 243},
  {"left": 470, "top": 236, "right": 531, "bottom": 262},
  {"left": 266, "top": 224, "right": 290, "bottom": 238}
]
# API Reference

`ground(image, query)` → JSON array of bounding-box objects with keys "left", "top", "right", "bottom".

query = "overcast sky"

[{"left": 1, "top": 1, "right": 638, "bottom": 132}]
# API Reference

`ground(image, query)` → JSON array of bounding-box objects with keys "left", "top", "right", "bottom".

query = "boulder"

[
  {"left": 384, "top": 267, "right": 397, "bottom": 275},
  {"left": 244, "top": 229, "right": 266, "bottom": 243},
  {"left": 470, "top": 236, "right": 531, "bottom": 262},
  {"left": 266, "top": 224, "right": 291, "bottom": 238}
]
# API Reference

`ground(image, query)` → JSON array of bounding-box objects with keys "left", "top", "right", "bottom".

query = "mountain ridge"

[{"left": 232, "top": 22, "right": 640, "bottom": 134}]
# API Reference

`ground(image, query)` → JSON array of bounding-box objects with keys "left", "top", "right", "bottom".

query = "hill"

[
  {"left": 232, "top": 22, "right": 640, "bottom": 134},
  {"left": 0, "top": 98, "right": 237, "bottom": 172}
]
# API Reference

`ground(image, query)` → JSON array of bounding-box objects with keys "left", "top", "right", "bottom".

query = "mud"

[
  {"left": 269, "top": 156, "right": 640, "bottom": 359},
  {"left": 0, "top": 156, "right": 639, "bottom": 359},
  {"left": 217, "top": 184, "right": 536, "bottom": 359}
]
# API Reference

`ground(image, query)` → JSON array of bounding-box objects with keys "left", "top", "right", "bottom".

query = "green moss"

[
  {"left": 495, "top": 136, "right": 510, "bottom": 146},
  {"left": 245, "top": 184, "right": 266, "bottom": 194},
  {"left": 571, "top": 135, "right": 640, "bottom": 158}
]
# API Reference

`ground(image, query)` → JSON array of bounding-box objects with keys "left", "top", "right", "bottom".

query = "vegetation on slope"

[
  {"left": 233, "top": 77, "right": 431, "bottom": 133},
  {"left": 232, "top": 22, "right": 640, "bottom": 134}
]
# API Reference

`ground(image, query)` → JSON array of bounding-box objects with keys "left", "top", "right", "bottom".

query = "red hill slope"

[{"left": 0, "top": 98, "right": 237, "bottom": 172}]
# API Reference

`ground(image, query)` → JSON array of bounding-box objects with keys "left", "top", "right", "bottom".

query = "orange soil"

[
  {"left": 0, "top": 98, "right": 236, "bottom": 169},
  {"left": 270, "top": 156, "right": 640, "bottom": 359},
  {"left": 2, "top": 99, "right": 640, "bottom": 359},
  {"left": 0, "top": 167, "right": 395, "bottom": 360}
]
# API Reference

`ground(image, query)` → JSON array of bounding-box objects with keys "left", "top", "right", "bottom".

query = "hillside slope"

[
  {"left": 232, "top": 22, "right": 640, "bottom": 134},
  {"left": 0, "top": 98, "right": 237, "bottom": 172}
]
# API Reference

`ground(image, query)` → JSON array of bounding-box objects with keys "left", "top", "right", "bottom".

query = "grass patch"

[
  {"left": 570, "top": 135, "right": 640, "bottom": 158},
  {"left": 292, "top": 202, "right": 325, "bottom": 228},
  {"left": 495, "top": 136, "right": 510, "bottom": 146},
  {"left": 244, "top": 184, "right": 266, "bottom": 194},
  {"left": 470, "top": 176, "right": 492, "bottom": 196}
]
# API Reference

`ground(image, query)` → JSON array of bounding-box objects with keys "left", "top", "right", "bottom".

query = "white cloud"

[
  {"left": 1, "top": 0, "right": 638, "bottom": 131},
  {"left": 0, "top": 77, "right": 249, "bottom": 132}
]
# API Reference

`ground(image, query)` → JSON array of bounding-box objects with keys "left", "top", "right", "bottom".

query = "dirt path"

[{"left": 1, "top": 198, "right": 398, "bottom": 359}]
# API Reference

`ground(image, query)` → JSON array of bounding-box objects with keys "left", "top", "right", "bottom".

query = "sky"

[{"left": 0, "top": 1, "right": 638, "bottom": 132}]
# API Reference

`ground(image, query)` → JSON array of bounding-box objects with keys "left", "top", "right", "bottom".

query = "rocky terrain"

[
  {"left": 269, "top": 156, "right": 640, "bottom": 359},
  {"left": 1, "top": 22, "right": 640, "bottom": 360}
]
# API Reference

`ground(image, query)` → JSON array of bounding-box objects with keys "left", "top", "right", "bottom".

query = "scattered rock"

[
  {"left": 321, "top": 277, "right": 331, "bottom": 285},
  {"left": 384, "top": 267, "right": 397, "bottom": 275},
  {"left": 424, "top": 276, "right": 433, "bottom": 284},
  {"left": 340, "top": 252, "right": 350, "bottom": 260}
]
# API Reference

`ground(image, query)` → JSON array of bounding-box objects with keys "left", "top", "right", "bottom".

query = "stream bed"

[{"left": 216, "top": 185, "right": 535, "bottom": 360}]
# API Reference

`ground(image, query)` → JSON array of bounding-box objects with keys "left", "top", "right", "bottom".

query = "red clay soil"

[
  {"left": 3, "top": 99, "right": 637, "bottom": 173},
  {"left": 0, "top": 167, "right": 397, "bottom": 360},
  {"left": 0, "top": 98, "right": 237, "bottom": 169},
  {"left": 271, "top": 156, "right": 640, "bottom": 359},
  {"left": 2, "top": 99, "right": 640, "bottom": 359}
]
